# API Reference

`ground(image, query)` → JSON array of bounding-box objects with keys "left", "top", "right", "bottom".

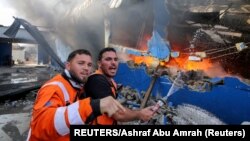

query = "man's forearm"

[{"left": 112, "top": 108, "right": 141, "bottom": 122}]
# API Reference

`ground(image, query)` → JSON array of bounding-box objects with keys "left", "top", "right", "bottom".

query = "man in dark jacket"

[{"left": 85, "top": 47, "right": 154, "bottom": 125}]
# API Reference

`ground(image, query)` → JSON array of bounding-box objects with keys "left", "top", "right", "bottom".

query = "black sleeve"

[
  {"left": 85, "top": 98, "right": 101, "bottom": 124},
  {"left": 85, "top": 74, "right": 114, "bottom": 99}
]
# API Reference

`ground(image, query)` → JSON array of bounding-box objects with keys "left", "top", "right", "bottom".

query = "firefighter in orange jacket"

[
  {"left": 27, "top": 49, "right": 125, "bottom": 141},
  {"left": 85, "top": 47, "right": 154, "bottom": 125}
]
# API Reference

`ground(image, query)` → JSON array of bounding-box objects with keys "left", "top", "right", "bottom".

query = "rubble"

[
  {"left": 0, "top": 66, "right": 57, "bottom": 140},
  {"left": 117, "top": 84, "right": 225, "bottom": 125}
]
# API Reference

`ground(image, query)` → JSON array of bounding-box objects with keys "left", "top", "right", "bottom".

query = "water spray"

[{"left": 151, "top": 71, "right": 184, "bottom": 113}]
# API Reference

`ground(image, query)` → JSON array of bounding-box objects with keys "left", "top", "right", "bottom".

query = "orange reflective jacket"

[
  {"left": 27, "top": 74, "right": 99, "bottom": 141},
  {"left": 90, "top": 70, "right": 117, "bottom": 125}
]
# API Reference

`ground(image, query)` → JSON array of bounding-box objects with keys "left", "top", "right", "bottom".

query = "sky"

[{"left": 0, "top": 0, "right": 17, "bottom": 26}]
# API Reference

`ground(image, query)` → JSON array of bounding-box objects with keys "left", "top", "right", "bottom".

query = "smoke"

[
  {"left": 7, "top": 0, "right": 63, "bottom": 26},
  {"left": 6, "top": 0, "right": 155, "bottom": 62},
  {"left": 6, "top": 0, "right": 106, "bottom": 60},
  {"left": 167, "top": 0, "right": 250, "bottom": 80},
  {"left": 117, "top": 53, "right": 131, "bottom": 63},
  {"left": 108, "top": 0, "right": 153, "bottom": 47},
  {"left": 5, "top": 0, "right": 249, "bottom": 81},
  {"left": 204, "top": 62, "right": 229, "bottom": 78}
]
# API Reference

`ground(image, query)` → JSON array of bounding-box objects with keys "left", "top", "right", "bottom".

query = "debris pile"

[{"left": 117, "top": 84, "right": 225, "bottom": 125}]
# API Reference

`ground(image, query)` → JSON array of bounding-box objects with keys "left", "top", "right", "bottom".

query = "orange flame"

[
  {"left": 185, "top": 59, "right": 212, "bottom": 71},
  {"left": 130, "top": 55, "right": 155, "bottom": 67},
  {"left": 130, "top": 53, "right": 212, "bottom": 72},
  {"left": 166, "top": 55, "right": 212, "bottom": 71},
  {"left": 137, "top": 34, "right": 151, "bottom": 51},
  {"left": 129, "top": 34, "right": 213, "bottom": 72}
]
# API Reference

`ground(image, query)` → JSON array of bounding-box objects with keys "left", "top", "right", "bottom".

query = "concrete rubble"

[{"left": 0, "top": 66, "right": 57, "bottom": 141}]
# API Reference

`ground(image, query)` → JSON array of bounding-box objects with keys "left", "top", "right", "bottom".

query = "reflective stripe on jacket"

[{"left": 27, "top": 74, "right": 95, "bottom": 141}]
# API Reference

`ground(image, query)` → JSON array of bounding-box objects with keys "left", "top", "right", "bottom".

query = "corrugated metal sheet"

[{"left": 0, "top": 26, "right": 36, "bottom": 43}]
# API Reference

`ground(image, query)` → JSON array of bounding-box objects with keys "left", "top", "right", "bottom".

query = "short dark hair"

[
  {"left": 98, "top": 47, "right": 116, "bottom": 61},
  {"left": 67, "top": 49, "right": 92, "bottom": 62}
]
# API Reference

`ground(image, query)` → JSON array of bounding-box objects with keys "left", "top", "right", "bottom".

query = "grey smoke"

[
  {"left": 6, "top": 0, "right": 154, "bottom": 61},
  {"left": 7, "top": 0, "right": 104, "bottom": 59}
]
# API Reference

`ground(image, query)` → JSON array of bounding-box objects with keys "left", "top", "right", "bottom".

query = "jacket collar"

[{"left": 63, "top": 69, "right": 83, "bottom": 89}]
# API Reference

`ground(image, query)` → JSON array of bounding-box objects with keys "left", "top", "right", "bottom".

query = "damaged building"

[{"left": 0, "top": 0, "right": 250, "bottom": 140}]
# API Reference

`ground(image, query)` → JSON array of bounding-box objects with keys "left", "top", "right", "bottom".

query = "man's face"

[
  {"left": 98, "top": 51, "right": 118, "bottom": 78},
  {"left": 66, "top": 54, "right": 93, "bottom": 83}
]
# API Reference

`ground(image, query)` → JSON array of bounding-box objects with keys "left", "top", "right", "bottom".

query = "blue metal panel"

[
  {"left": 148, "top": 31, "right": 170, "bottom": 59},
  {"left": 146, "top": 0, "right": 171, "bottom": 60},
  {"left": 0, "top": 43, "right": 12, "bottom": 66}
]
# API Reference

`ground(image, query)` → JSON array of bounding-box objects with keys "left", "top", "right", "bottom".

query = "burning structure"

[
  {"left": 5, "top": 0, "right": 249, "bottom": 80},
  {"left": 0, "top": 0, "right": 249, "bottom": 128}
]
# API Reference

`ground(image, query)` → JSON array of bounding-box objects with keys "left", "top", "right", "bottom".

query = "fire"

[
  {"left": 167, "top": 56, "right": 187, "bottom": 69},
  {"left": 130, "top": 55, "right": 157, "bottom": 67},
  {"left": 185, "top": 59, "right": 212, "bottom": 71},
  {"left": 167, "top": 55, "right": 212, "bottom": 71},
  {"left": 130, "top": 53, "right": 212, "bottom": 72},
  {"left": 129, "top": 34, "right": 213, "bottom": 72},
  {"left": 137, "top": 34, "right": 151, "bottom": 51},
  {"left": 128, "top": 34, "right": 157, "bottom": 67}
]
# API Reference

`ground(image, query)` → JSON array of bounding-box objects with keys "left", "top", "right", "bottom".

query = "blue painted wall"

[{"left": 114, "top": 63, "right": 250, "bottom": 124}]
